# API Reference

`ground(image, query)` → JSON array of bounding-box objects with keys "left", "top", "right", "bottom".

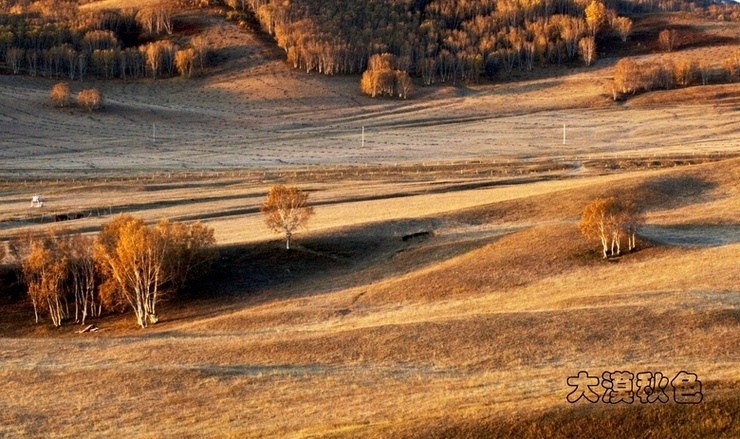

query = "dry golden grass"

[
  {"left": 1, "top": 5, "right": 739, "bottom": 436},
  {"left": 1, "top": 157, "right": 738, "bottom": 437}
]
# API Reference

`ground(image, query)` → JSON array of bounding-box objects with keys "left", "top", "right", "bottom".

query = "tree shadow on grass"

[
  {"left": 174, "top": 217, "right": 442, "bottom": 302},
  {"left": 615, "top": 175, "right": 717, "bottom": 211},
  {"left": 409, "top": 390, "right": 740, "bottom": 439},
  {"left": 164, "top": 215, "right": 505, "bottom": 324},
  {"left": 640, "top": 224, "right": 740, "bottom": 247}
]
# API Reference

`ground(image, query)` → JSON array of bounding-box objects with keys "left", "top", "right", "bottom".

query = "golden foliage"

[
  {"left": 19, "top": 230, "right": 69, "bottom": 326},
  {"left": 77, "top": 88, "right": 103, "bottom": 111},
  {"left": 261, "top": 185, "right": 315, "bottom": 250},
  {"left": 613, "top": 57, "right": 689, "bottom": 97},
  {"left": 144, "top": 40, "right": 178, "bottom": 79},
  {"left": 50, "top": 82, "right": 71, "bottom": 107},
  {"left": 190, "top": 35, "right": 209, "bottom": 70},
  {"left": 580, "top": 197, "right": 641, "bottom": 258},
  {"left": 96, "top": 215, "right": 216, "bottom": 328},
  {"left": 64, "top": 233, "right": 99, "bottom": 325},
  {"left": 13, "top": 229, "right": 101, "bottom": 326},
  {"left": 674, "top": 59, "right": 697, "bottom": 87},
  {"left": 722, "top": 50, "right": 740, "bottom": 80},
  {"left": 612, "top": 16, "right": 632, "bottom": 42},
  {"left": 360, "top": 53, "right": 412, "bottom": 99},
  {"left": 614, "top": 58, "right": 639, "bottom": 94},
  {"left": 175, "top": 48, "right": 195, "bottom": 78},
  {"left": 584, "top": 1, "right": 607, "bottom": 35},
  {"left": 658, "top": 29, "right": 678, "bottom": 52}
]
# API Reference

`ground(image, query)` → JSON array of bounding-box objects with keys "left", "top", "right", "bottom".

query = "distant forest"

[
  {"left": 0, "top": 0, "right": 203, "bottom": 79},
  {"left": 237, "top": 0, "right": 740, "bottom": 84},
  {"left": 1, "top": 0, "right": 739, "bottom": 84}
]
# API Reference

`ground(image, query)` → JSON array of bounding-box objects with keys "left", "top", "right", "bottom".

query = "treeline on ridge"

[
  {"left": 0, "top": 0, "right": 207, "bottom": 79},
  {"left": 250, "top": 0, "right": 613, "bottom": 82},
  {"left": 237, "top": 0, "right": 725, "bottom": 84},
  {"left": 3, "top": 0, "right": 740, "bottom": 92}
]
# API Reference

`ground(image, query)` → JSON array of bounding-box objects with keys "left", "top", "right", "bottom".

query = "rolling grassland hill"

[
  {"left": 0, "top": 0, "right": 739, "bottom": 437},
  {"left": 0, "top": 157, "right": 737, "bottom": 437}
]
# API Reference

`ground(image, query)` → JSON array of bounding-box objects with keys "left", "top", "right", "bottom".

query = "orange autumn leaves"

[{"left": 14, "top": 216, "right": 215, "bottom": 328}]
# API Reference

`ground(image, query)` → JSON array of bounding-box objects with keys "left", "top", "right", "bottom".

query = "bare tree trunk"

[
  {"left": 133, "top": 281, "right": 147, "bottom": 328},
  {"left": 81, "top": 296, "right": 87, "bottom": 325},
  {"left": 601, "top": 237, "right": 608, "bottom": 258},
  {"left": 615, "top": 236, "right": 621, "bottom": 255},
  {"left": 74, "top": 276, "right": 80, "bottom": 323}
]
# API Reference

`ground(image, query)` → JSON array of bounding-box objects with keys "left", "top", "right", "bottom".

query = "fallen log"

[{"left": 77, "top": 324, "right": 98, "bottom": 334}]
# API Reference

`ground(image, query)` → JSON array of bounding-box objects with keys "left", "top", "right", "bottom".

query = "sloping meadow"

[{"left": 0, "top": 158, "right": 738, "bottom": 437}]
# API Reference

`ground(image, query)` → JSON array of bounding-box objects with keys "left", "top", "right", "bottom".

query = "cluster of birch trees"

[
  {"left": 360, "top": 53, "right": 413, "bottom": 98},
  {"left": 7, "top": 215, "right": 216, "bottom": 328},
  {"left": 610, "top": 48, "right": 740, "bottom": 99},
  {"left": 579, "top": 197, "right": 642, "bottom": 258},
  {"left": 0, "top": 0, "right": 205, "bottom": 79},
  {"left": 236, "top": 0, "right": 636, "bottom": 85},
  {"left": 13, "top": 231, "right": 98, "bottom": 327},
  {"left": 51, "top": 82, "right": 104, "bottom": 110},
  {"left": 2, "top": 184, "right": 318, "bottom": 329},
  {"left": 703, "top": 3, "right": 740, "bottom": 22}
]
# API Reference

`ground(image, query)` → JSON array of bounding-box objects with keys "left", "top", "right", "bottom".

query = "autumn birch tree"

[
  {"left": 580, "top": 197, "right": 642, "bottom": 258},
  {"left": 153, "top": 218, "right": 216, "bottom": 292},
  {"left": 96, "top": 215, "right": 167, "bottom": 327},
  {"left": 175, "top": 48, "right": 195, "bottom": 78},
  {"left": 658, "top": 29, "right": 677, "bottom": 52},
  {"left": 580, "top": 197, "right": 615, "bottom": 258},
  {"left": 77, "top": 88, "right": 103, "bottom": 111},
  {"left": 261, "top": 185, "right": 314, "bottom": 250},
  {"left": 579, "top": 36, "right": 596, "bottom": 66},
  {"left": 612, "top": 17, "right": 632, "bottom": 42},
  {"left": 19, "top": 231, "right": 69, "bottom": 326},
  {"left": 584, "top": 1, "right": 607, "bottom": 36},
  {"left": 96, "top": 215, "right": 215, "bottom": 328},
  {"left": 50, "top": 82, "right": 71, "bottom": 107},
  {"left": 65, "top": 234, "right": 99, "bottom": 324}
]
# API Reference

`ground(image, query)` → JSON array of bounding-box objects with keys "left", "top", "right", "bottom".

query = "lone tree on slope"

[
  {"left": 261, "top": 185, "right": 315, "bottom": 250},
  {"left": 77, "top": 88, "right": 103, "bottom": 111},
  {"left": 50, "top": 82, "right": 71, "bottom": 107}
]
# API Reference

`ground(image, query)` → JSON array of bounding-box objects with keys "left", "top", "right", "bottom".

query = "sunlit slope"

[
  {"left": 0, "top": 159, "right": 737, "bottom": 438},
  {"left": 166, "top": 159, "right": 740, "bottom": 435}
]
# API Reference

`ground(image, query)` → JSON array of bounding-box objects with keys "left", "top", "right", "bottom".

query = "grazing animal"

[{"left": 53, "top": 212, "right": 84, "bottom": 222}]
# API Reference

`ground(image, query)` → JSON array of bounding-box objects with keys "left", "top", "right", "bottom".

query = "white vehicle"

[{"left": 31, "top": 195, "right": 43, "bottom": 208}]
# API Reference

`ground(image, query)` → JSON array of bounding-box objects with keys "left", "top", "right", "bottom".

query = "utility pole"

[{"left": 563, "top": 123, "right": 566, "bottom": 145}]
